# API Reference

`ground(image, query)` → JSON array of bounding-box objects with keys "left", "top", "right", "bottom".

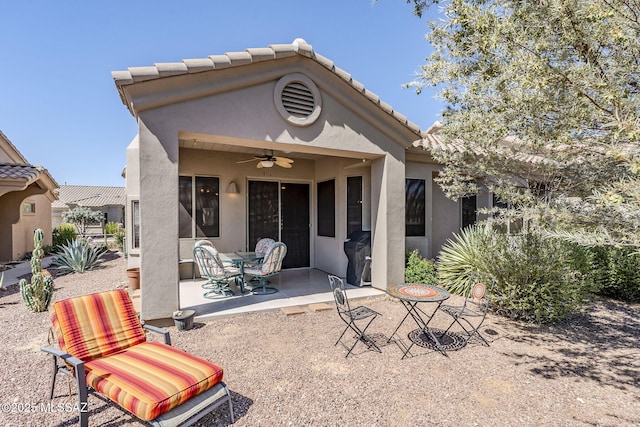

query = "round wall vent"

[{"left": 274, "top": 73, "right": 322, "bottom": 126}]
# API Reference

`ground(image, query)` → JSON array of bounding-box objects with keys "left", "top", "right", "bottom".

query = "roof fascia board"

[{"left": 118, "top": 58, "right": 301, "bottom": 117}]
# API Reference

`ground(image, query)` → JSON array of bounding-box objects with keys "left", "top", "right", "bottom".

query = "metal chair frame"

[
  {"left": 439, "top": 277, "right": 495, "bottom": 347},
  {"left": 193, "top": 245, "right": 241, "bottom": 299},
  {"left": 328, "top": 275, "right": 381, "bottom": 357}
]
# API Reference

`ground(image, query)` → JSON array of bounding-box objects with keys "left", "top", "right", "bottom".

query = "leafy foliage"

[
  {"left": 104, "top": 221, "right": 120, "bottom": 235},
  {"left": 114, "top": 230, "right": 125, "bottom": 252},
  {"left": 404, "top": 250, "right": 438, "bottom": 285},
  {"left": 408, "top": 0, "right": 640, "bottom": 248},
  {"left": 19, "top": 229, "right": 54, "bottom": 312},
  {"left": 52, "top": 223, "right": 78, "bottom": 248},
  {"left": 53, "top": 239, "right": 106, "bottom": 274},
  {"left": 587, "top": 246, "right": 640, "bottom": 303},
  {"left": 437, "top": 226, "right": 594, "bottom": 323},
  {"left": 62, "top": 207, "right": 103, "bottom": 239}
]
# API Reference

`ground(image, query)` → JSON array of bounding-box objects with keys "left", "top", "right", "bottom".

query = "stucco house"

[
  {"left": 0, "top": 130, "right": 58, "bottom": 262},
  {"left": 52, "top": 185, "right": 126, "bottom": 231},
  {"left": 112, "top": 38, "right": 487, "bottom": 321}
]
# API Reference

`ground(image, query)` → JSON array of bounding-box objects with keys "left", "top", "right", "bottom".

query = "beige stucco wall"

[
  {"left": 12, "top": 194, "right": 53, "bottom": 259},
  {"left": 0, "top": 190, "right": 52, "bottom": 261}
]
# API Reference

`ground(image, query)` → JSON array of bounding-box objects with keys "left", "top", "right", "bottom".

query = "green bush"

[
  {"left": 436, "top": 226, "right": 594, "bottom": 323},
  {"left": 405, "top": 250, "right": 438, "bottom": 285},
  {"left": 104, "top": 221, "right": 120, "bottom": 235},
  {"left": 52, "top": 239, "right": 106, "bottom": 274},
  {"left": 114, "top": 229, "right": 125, "bottom": 252},
  {"left": 587, "top": 246, "right": 640, "bottom": 302},
  {"left": 53, "top": 223, "right": 77, "bottom": 248}
]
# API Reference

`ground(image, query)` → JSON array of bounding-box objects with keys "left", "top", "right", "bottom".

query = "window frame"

[
  {"left": 405, "top": 178, "right": 426, "bottom": 237},
  {"left": 317, "top": 179, "right": 336, "bottom": 237},
  {"left": 179, "top": 175, "right": 221, "bottom": 239}
]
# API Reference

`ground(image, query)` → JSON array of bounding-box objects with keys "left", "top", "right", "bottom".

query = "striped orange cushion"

[
  {"left": 84, "top": 342, "right": 224, "bottom": 421},
  {"left": 51, "top": 289, "right": 146, "bottom": 362}
]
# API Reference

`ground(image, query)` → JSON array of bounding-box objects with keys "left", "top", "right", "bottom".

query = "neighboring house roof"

[
  {"left": 0, "top": 131, "right": 58, "bottom": 197},
  {"left": 52, "top": 185, "right": 125, "bottom": 209},
  {"left": 413, "top": 121, "right": 553, "bottom": 166},
  {"left": 112, "top": 38, "right": 423, "bottom": 137}
]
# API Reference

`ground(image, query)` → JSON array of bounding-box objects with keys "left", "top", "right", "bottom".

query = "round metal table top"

[{"left": 386, "top": 283, "right": 450, "bottom": 303}]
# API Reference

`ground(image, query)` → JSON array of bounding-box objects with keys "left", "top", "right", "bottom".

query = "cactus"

[{"left": 19, "top": 229, "right": 54, "bottom": 312}]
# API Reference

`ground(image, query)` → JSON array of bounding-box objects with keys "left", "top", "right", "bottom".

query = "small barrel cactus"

[{"left": 19, "top": 229, "right": 54, "bottom": 312}]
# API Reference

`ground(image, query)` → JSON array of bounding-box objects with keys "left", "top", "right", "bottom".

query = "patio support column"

[
  {"left": 370, "top": 153, "right": 405, "bottom": 290},
  {"left": 138, "top": 120, "right": 180, "bottom": 320}
]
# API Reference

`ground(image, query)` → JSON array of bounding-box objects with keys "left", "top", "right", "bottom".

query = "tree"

[
  {"left": 62, "top": 207, "right": 103, "bottom": 239},
  {"left": 406, "top": 0, "right": 640, "bottom": 247}
]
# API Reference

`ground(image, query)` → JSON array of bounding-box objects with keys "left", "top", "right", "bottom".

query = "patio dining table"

[
  {"left": 220, "top": 251, "right": 264, "bottom": 293},
  {"left": 386, "top": 283, "right": 451, "bottom": 358}
]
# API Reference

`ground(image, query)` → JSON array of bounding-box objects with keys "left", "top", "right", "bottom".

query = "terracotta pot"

[{"left": 126, "top": 267, "right": 140, "bottom": 290}]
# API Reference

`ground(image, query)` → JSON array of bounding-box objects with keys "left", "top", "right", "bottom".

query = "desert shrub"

[
  {"left": 405, "top": 250, "right": 437, "bottom": 285},
  {"left": 52, "top": 223, "right": 77, "bottom": 248},
  {"left": 587, "top": 246, "right": 640, "bottom": 302},
  {"left": 52, "top": 239, "right": 106, "bottom": 273},
  {"left": 437, "top": 226, "right": 593, "bottom": 323},
  {"left": 436, "top": 225, "right": 498, "bottom": 294},
  {"left": 104, "top": 221, "right": 120, "bottom": 235},
  {"left": 114, "top": 229, "right": 125, "bottom": 252},
  {"left": 62, "top": 207, "right": 103, "bottom": 238}
]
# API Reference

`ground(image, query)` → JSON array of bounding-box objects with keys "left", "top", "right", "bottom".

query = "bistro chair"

[
  {"left": 439, "top": 276, "right": 495, "bottom": 347},
  {"left": 193, "top": 244, "right": 242, "bottom": 298},
  {"left": 328, "top": 275, "right": 382, "bottom": 358},
  {"left": 244, "top": 241, "right": 287, "bottom": 295},
  {"left": 42, "top": 289, "right": 234, "bottom": 427}
]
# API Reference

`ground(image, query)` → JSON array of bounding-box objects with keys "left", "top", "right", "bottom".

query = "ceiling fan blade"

[
  {"left": 256, "top": 161, "right": 263, "bottom": 168},
  {"left": 274, "top": 156, "right": 294, "bottom": 163},
  {"left": 237, "top": 158, "right": 259, "bottom": 164},
  {"left": 275, "top": 159, "right": 293, "bottom": 168}
]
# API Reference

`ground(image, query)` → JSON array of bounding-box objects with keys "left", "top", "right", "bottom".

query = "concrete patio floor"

[{"left": 179, "top": 268, "right": 384, "bottom": 321}]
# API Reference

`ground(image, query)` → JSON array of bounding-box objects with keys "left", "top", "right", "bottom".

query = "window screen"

[
  {"left": 405, "top": 178, "right": 425, "bottom": 236},
  {"left": 317, "top": 179, "right": 335, "bottom": 237}
]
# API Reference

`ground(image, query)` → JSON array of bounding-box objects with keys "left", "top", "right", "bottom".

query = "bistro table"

[
  {"left": 220, "top": 251, "right": 264, "bottom": 293},
  {"left": 386, "top": 283, "right": 451, "bottom": 358}
]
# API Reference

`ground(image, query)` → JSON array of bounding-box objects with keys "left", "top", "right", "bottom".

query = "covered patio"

[{"left": 178, "top": 269, "right": 384, "bottom": 320}]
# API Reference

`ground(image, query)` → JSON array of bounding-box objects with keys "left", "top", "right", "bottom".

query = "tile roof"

[
  {"left": 113, "top": 38, "right": 423, "bottom": 136},
  {"left": 52, "top": 185, "right": 125, "bottom": 209},
  {"left": 0, "top": 163, "right": 43, "bottom": 182}
]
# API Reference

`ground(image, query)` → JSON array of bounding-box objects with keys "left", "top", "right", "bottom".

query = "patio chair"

[
  {"left": 193, "top": 245, "right": 242, "bottom": 298},
  {"left": 244, "top": 237, "right": 275, "bottom": 271},
  {"left": 41, "top": 289, "right": 234, "bottom": 427},
  {"left": 244, "top": 241, "right": 287, "bottom": 295},
  {"left": 328, "top": 275, "right": 381, "bottom": 357},
  {"left": 439, "top": 276, "right": 495, "bottom": 347}
]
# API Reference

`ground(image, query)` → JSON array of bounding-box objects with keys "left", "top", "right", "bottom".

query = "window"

[
  {"left": 179, "top": 176, "right": 220, "bottom": 238},
  {"left": 317, "top": 179, "right": 335, "bottom": 237},
  {"left": 132, "top": 200, "right": 140, "bottom": 249},
  {"left": 21, "top": 201, "right": 36, "bottom": 214},
  {"left": 405, "top": 179, "right": 425, "bottom": 237},
  {"left": 346, "top": 176, "right": 362, "bottom": 236},
  {"left": 461, "top": 195, "right": 477, "bottom": 229}
]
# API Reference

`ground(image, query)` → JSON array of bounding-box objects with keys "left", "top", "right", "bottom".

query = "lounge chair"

[{"left": 42, "top": 289, "right": 234, "bottom": 426}]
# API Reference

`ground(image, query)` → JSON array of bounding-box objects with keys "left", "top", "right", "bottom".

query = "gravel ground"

[{"left": 1, "top": 253, "right": 639, "bottom": 427}]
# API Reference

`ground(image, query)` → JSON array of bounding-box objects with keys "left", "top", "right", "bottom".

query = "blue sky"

[{"left": 0, "top": 1, "right": 443, "bottom": 187}]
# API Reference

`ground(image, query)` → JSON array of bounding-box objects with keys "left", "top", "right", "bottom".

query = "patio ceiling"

[{"left": 178, "top": 134, "right": 382, "bottom": 165}]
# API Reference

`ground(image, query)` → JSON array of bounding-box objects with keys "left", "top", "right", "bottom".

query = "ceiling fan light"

[{"left": 260, "top": 160, "right": 274, "bottom": 168}]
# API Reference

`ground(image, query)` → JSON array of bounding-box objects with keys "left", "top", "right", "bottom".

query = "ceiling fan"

[{"left": 236, "top": 150, "right": 294, "bottom": 169}]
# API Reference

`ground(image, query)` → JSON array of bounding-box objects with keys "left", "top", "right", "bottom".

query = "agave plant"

[
  {"left": 436, "top": 225, "right": 497, "bottom": 295},
  {"left": 53, "top": 238, "right": 106, "bottom": 274}
]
